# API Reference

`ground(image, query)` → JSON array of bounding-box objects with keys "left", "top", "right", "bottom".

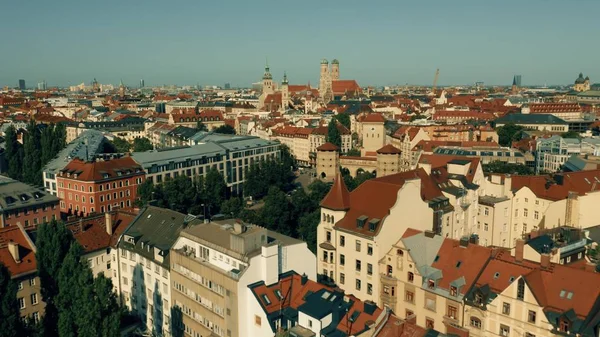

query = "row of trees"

[
  {"left": 196, "top": 120, "right": 236, "bottom": 135},
  {"left": 482, "top": 161, "right": 534, "bottom": 175},
  {"left": 110, "top": 137, "right": 154, "bottom": 153},
  {"left": 5, "top": 122, "right": 66, "bottom": 186},
  {"left": 136, "top": 168, "right": 228, "bottom": 216},
  {"left": 0, "top": 220, "right": 123, "bottom": 337}
]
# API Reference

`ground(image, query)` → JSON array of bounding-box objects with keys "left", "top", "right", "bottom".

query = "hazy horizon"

[{"left": 2, "top": 0, "right": 599, "bottom": 88}]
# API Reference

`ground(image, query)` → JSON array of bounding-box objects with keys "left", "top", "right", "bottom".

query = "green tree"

[
  {"left": 258, "top": 187, "right": 293, "bottom": 236},
  {"left": 561, "top": 131, "right": 580, "bottom": 139},
  {"left": 496, "top": 123, "right": 524, "bottom": 147},
  {"left": 213, "top": 124, "right": 236, "bottom": 134},
  {"left": 40, "top": 125, "right": 55, "bottom": 166},
  {"left": 279, "top": 144, "right": 295, "bottom": 171},
  {"left": 136, "top": 180, "right": 156, "bottom": 207},
  {"left": 111, "top": 137, "right": 131, "bottom": 153},
  {"left": 204, "top": 167, "right": 227, "bottom": 215},
  {"left": 196, "top": 121, "right": 208, "bottom": 131},
  {"left": 4, "top": 126, "right": 23, "bottom": 181},
  {"left": 220, "top": 198, "right": 243, "bottom": 218},
  {"left": 326, "top": 121, "right": 342, "bottom": 148},
  {"left": 297, "top": 210, "right": 320, "bottom": 253},
  {"left": 36, "top": 220, "right": 75, "bottom": 337},
  {"left": 346, "top": 148, "right": 361, "bottom": 156},
  {"left": 0, "top": 263, "right": 24, "bottom": 337},
  {"left": 333, "top": 112, "right": 351, "bottom": 129},
  {"left": 307, "top": 180, "right": 331, "bottom": 203},
  {"left": 132, "top": 137, "right": 153, "bottom": 152},
  {"left": 483, "top": 161, "right": 534, "bottom": 175},
  {"left": 23, "top": 121, "right": 42, "bottom": 185},
  {"left": 52, "top": 123, "right": 67, "bottom": 155}
]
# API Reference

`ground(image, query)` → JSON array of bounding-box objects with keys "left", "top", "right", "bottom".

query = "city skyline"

[{"left": 1, "top": 0, "right": 599, "bottom": 87}]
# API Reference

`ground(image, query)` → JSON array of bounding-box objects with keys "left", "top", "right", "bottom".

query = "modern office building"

[
  {"left": 132, "top": 134, "right": 279, "bottom": 195},
  {"left": 18, "top": 79, "right": 26, "bottom": 90}
]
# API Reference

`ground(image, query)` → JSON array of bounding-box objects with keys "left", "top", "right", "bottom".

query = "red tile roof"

[
  {"left": 333, "top": 169, "right": 444, "bottom": 237},
  {"left": 316, "top": 142, "right": 339, "bottom": 151},
  {"left": 432, "top": 110, "right": 496, "bottom": 121},
  {"left": 377, "top": 144, "right": 401, "bottom": 154},
  {"left": 332, "top": 80, "right": 361, "bottom": 95},
  {"left": 362, "top": 113, "right": 386, "bottom": 123},
  {"left": 430, "top": 238, "right": 493, "bottom": 295},
  {"left": 510, "top": 170, "right": 600, "bottom": 201},
  {"left": 198, "top": 109, "right": 224, "bottom": 121},
  {"left": 0, "top": 226, "right": 37, "bottom": 278},
  {"left": 66, "top": 210, "right": 138, "bottom": 253},
  {"left": 413, "top": 140, "right": 500, "bottom": 152},
  {"left": 320, "top": 174, "right": 351, "bottom": 211},
  {"left": 59, "top": 157, "right": 144, "bottom": 182},
  {"left": 529, "top": 103, "right": 582, "bottom": 113}
]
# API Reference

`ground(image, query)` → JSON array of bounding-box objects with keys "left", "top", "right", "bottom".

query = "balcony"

[
  {"left": 380, "top": 292, "right": 397, "bottom": 307},
  {"left": 319, "top": 241, "right": 336, "bottom": 251},
  {"left": 380, "top": 273, "right": 397, "bottom": 283}
]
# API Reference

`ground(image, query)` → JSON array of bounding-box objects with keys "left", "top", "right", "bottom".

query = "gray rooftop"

[
  {"left": 401, "top": 232, "right": 445, "bottom": 277},
  {"left": 495, "top": 113, "right": 568, "bottom": 125},
  {"left": 479, "top": 195, "right": 510, "bottom": 206},
  {"left": 131, "top": 142, "right": 226, "bottom": 167},
  {"left": 0, "top": 176, "right": 60, "bottom": 211},
  {"left": 119, "top": 206, "right": 202, "bottom": 268},
  {"left": 43, "top": 129, "right": 107, "bottom": 174}
]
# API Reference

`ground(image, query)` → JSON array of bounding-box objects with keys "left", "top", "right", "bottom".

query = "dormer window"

[
  {"left": 357, "top": 215, "right": 367, "bottom": 229},
  {"left": 368, "top": 218, "right": 380, "bottom": 232},
  {"left": 474, "top": 293, "right": 483, "bottom": 305},
  {"left": 450, "top": 286, "right": 457, "bottom": 296},
  {"left": 559, "top": 319, "right": 570, "bottom": 333},
  {"left": 428, "top": 279, "right": 435, "bottom": 289}
]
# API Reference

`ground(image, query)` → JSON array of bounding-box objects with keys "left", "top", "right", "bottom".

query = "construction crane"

[{"left": 432, "top": 68, "right": 440, "bottom": 94}]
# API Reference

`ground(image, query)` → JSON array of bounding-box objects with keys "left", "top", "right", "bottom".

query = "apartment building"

[
  {"left": 465, "top": 248, "right": 600, "bottom": 337},
  {"left": 494, "top": 114, "right": 569, "bottom": 133},
  {"left": 379, "top": 230, "right": 491, "bottom": 336},
  {"left": 42, "top": 129, "right": 108, "bottom": 196},
  {"left": 524, "top": 103, "right": 583, "bottom": 121},
  {"left": 389, "top": 126, "right": 430, "bottom": 170},
  {"left": 115, "top": 206, "right": 200, "bottom": 336},
  {"left": 317, "top": 170, "right": 454, "bottom": 303},
  {"left": 132, "top": 134, "right": 279, "bottom": 195},
  {"left": 536, "top": 136, "right": 600, "bottom": 173},
  {"left": 0, "top": 225, "right": 44, "bottom": 322},
  {"left": 249, "top": 271, "right": 385, "bottom": 337},
  {"left": 0, "top": 175, "right": 60, "bottom": 229},
  {"left": 56, "top": 156, "right": 145, "bottom": 216},
  {"left": 66, "top": 117, "right": 146, "bottom": 143},
  {"left": 169, "top": 219, "right": 315, "bottom": 337},
  {"left": 66, "top": 210, "right": 137, "bottom": 277}
]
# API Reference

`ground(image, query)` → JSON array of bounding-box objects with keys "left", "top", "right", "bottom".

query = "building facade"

[{"left": 0, "top": 176, "right": 60, "bottom": 229}]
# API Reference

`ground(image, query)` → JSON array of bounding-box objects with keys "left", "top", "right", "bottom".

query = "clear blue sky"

[{"left": 1, "top": 0, "right": 598, "bottom": 88}]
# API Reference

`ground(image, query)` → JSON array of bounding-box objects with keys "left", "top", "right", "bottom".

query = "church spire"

[
  {"left": 282, "top": 71, "right": 288, "bottom": 85},
  {"left": 320, "top": 172, "right": 351, "bottom": 211},
  {"left": 262, "top": 58, "right": 272, "bottom": 80}
]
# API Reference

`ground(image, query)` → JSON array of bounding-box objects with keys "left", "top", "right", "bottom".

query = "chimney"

[
  {"left": 301, "top": 273, "right": 308, "bottom": 285},
  {"left": 424, "top": 230, "right": 436, "bottom": 238},
  {"left": 515, "top": 239, "right": 525, "bottom": 263},
  {"left": 540, "top": 253, "right": 551, "bottom": 269},
  {"left": 105, "top": 212, "right": 113, "bottom": 235},
  {"left": 459, "top": 237, "right": 469, "bottom": 248},
  {"left": 8, "top": 242, "right": 20, "bottom": 263},
  {"left": 261, "top": 245, "right": 279, "bottom": 286}
]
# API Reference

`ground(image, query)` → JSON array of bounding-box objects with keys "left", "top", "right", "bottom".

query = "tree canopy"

[
  {"left": 333, "top": 112, "right": 351, "bottom": 130},
  {"left": 561, "top": 131, "right": 580, "bottom": 139},
  {"left": 0, "top": 263, "right": 24, "bottom": 337},
  {"left": 110, "top": 137, "right": 131, "bottom": 153},
  {"left": 213, "top": 124, "right": 236, "bottom": 134},
  {"left": 132, "top": 137, "right": 153, "bottom": 152},
  {"left": 482, "top": 161, "right": 534, "bottom": 175},
  {"left": 496, "top": 123, "right": 524, "bottom": 147},
  {"left": 196, "top": 120, "right": 208, "bottom": 131},
  {"left": 326, "top": 121, "right": 342, "bottom": 148}
]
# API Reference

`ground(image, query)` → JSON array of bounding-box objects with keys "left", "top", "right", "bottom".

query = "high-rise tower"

[
  {"left": 331, "top": 59, "right": 340, "bottom": 81},
  {"left": 281, "top": 72, "right": 289, "bottom": 112},
  {"left": 262, "top": 60, "right": 274, "bottom": 95}
]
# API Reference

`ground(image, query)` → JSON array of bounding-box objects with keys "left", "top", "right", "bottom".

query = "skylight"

[
  {"left": 509, "top": 277, "right": 515, "bottom": 283},
  {"left": 434, "top": 255, "right": 440, "bottom": 262},
  {"left": 566, "top": 292, "right": 573, "bottom": 300},
  {"left": 560, "top": 290, "right": 566, "bottom": 298},
  {"left": 456, "top": 261, "right": 462, "bottom": 268},
  {"left": 274, "top": 290, "right": 283, "bottom": 300},
  {"left": 493, "top": 272, "right": 500, "bottom": 279},
  {"left": 261, "top": 294, "right": 271, "bottom": 305}
]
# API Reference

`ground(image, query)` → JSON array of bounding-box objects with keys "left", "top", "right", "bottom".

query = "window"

[
  {"left": 340, "top": 235, "right": 345, "bottom": 247},
  {"left": 405, "top": 290, "right": 414, "bottom": 303},
  {"left": 484, "top": 223, "right": 489, "bottom": 231},
  {"left": 499, "top": 324, "right": 510, "bottom": 337},
  {"left": 528, "top": 310, "right": 536, "bottom": 323},
  {"left": 470, "top": 317, "right": 482, "bottom": 329},
  {"left": 502, "top": 302, "right": 511, "bottom": 315},
  {"left": 322, "top": 251, "right": 328, "bottom": 262},
  {"left": 425, "top": 318, "right": 434, "bottom": 329},
  {"left": 386, "top": 265, "right": 393, "bottom": 276},
  {"left": 523, "top": 223, "right": 528, "bottom": 233},
  {"left": 517, "top": 278, "right": 525, "bottom": 300},
  {"left": 356, "top": 279, "right": 361, "bottom": 291},
  {"left": 447, "top": 305, "right": 457, "bottom": 319},
  {"left": 33, "top": 312, "right": 39, "bottom": 323},
  {"left": 450, "top": 286, "right": 457, "bottom": 296},
  {"left": 484, "top": 208, "right": 489, "bottom": 216},
  {"left": 340, "top": 273, "right": 345, "bottom": 284},
  {"left": 367, "top": 263, "right": 373, "bottom": 275},
  {"left": 355, "top": 240, "right": 361, "bottom": 252},
  {"left": 559, "top": 320, "right": 570, "bottom": 333},
  {"left": 534, "top": 211, "right": 539, "bottom": 220},
  {"left": 427, "top": 279, "right": 435, "bottom": 289},
  {"left": 254, "top": 315, "right": 261, "bottom": 326},
  {"left": 525, "top": 198, "right": 529, "bottom": 203},
  {"left": 525, "top": 334, "right": 535, "bottom": 337},
  {"left": 474, "top": 293, "right": 483, "bottom": 305},
  {"left": 405, "top": 310, "right": 414, "bottom": 318},
  {"left": 31, "top": 293, "right": 38, "bottom": 305},
  {"left": 356, "top": 260, "right": 361, "bottom": 272},
  {"left": 326, "top": 231, "right": 331, "bottom": 242},
  {"left": 367, "top": 243, "right": 373, "bottom": 256},
  {"left": 367, "top": 283, "right": 373, "bottom": 295},
  {"left": 29, "top": 278, "right": 35, "bottom": 286},
  {"left": 308, "top": 320, "right": 313, "bottom": 328},
  {"left": 340, "top": 254, "right": 345, "bottom": 266},
  {"left": 18, "top": 282, "right": 23, "bottom": 291},
  {"left": 515, "top": 209, "right": 518, "bottom": 217},
  {"left": 18, "top": 297, "right": 25, "bottom": 309},
  {"left": 408, "top": 272, "right": 414, "bottom": 283}
]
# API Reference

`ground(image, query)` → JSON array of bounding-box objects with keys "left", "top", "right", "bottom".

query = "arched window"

[
  {"left": 407, "top": 272, "right": 414, "bottom": 283},
  {"left": 387, "top": 265, "right": 393, "bottom": 276},
  {"left": 470, "top": 317, "right": 482, "bottom": 329},
  {"left": 331, "top": 216, "right": 334, "bottom": 223},
  {"left": 397, "top": 249, "right": 404, "bottom": 256},
  {"left": 323, "top": 213, "right": 326, "bottom": 221},
  {"left": 326, "top": 214, "right": 331, "bottom": 223}
]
